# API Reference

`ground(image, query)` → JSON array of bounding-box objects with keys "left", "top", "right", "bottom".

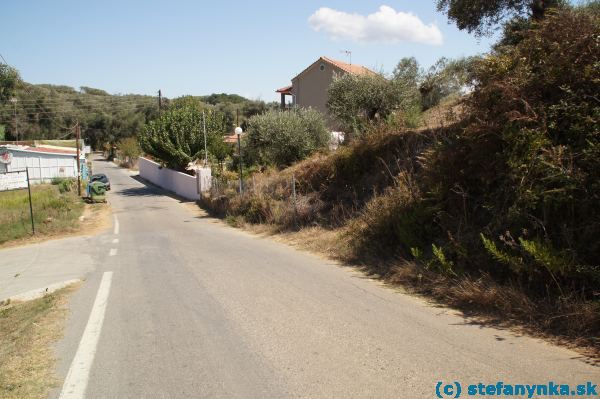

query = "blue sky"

[{"left": 2, "top": 0, "right": 496, "bottom": 101}]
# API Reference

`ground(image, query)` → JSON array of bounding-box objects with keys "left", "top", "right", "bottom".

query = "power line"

[
  {"left": 11, "top": 99, "right": 154, "bottom": 106},
  {"left": 0, "top": 103, "right": 156, "bottom": 115}
]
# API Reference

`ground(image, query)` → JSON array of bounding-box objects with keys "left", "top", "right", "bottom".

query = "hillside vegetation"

[
  {"left": 0, "top": 72, "right": 274, "bottom": 153},
  {"left": 202, "top": 6, "right": 600, "bottom": 352}
]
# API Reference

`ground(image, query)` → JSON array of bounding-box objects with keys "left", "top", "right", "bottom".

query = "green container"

[{"left": 89, "top": 181, "right": 107, "bottom": 203}]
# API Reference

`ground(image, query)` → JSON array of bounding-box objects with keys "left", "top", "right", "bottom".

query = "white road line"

[
  {"left": 109, "top": 248, "right": 117, "bottom": 256},
  {"left": 113, "top": 215, "right": 119, "bottom": 235},
  {"left": 59, "top": 271, "right": 113, "bottom": 399},
  {"left": 112, "top": 238, "right": 119, "bottom": 244}
]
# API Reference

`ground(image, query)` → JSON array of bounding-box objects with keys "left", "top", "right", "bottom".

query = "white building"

[{"left": 0, "top": 145, "right": 87, "bottom": 190}]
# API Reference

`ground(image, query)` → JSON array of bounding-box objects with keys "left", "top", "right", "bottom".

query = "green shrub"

[
  {"left": 245, "top": 108, "right": 329, "bottom": 168},
  {"left": 327, "top": 72, "right": 420, "bottom": 138},
  {"left": 139, "top": 107, "right": 228, "bottom": 172},
  {"left": 117, "top": 136, "right": 141, "bottom": 167},
  {"left": 51, "top": 177, "right": 75, "bottom": 193}
]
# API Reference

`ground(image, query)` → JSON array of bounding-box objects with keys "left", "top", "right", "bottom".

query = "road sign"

[
  {"left": 0, "top": 170, "right": 27, "bottom": 191},
  {"left": 0, "top": 149, "right": 13, "bottom": 164}
]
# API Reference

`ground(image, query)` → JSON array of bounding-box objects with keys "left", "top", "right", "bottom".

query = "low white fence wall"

[{"left": 138, "top": 157, "right": 211, "bottom": 201}]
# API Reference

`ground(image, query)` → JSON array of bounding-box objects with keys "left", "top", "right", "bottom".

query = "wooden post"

[{"left": 26, "top": 167, "right": 35, "bottom": 234}]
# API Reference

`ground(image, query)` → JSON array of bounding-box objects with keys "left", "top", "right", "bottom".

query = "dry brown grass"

[
  {"left": 0, "top": 284, "right": 79, "bottom": 399},
  {"left": 420, "top": 95, "right": 465, "bottom": 130},
  {"left": 386, "top": 262, "right": 600, "bottom": 361},
  {"left": 245, "top": 223, "right": 350, "bottom": 260}
]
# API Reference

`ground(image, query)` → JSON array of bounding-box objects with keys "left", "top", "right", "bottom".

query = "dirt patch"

[{"left": 0, "top": 283, "right": 80, "bottom": 399}]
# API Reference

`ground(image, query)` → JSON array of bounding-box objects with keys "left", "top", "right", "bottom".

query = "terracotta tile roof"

[
  {"left": 1, "top": 145, "right": 78, "bottom": 156},
  {"left": 320, "top": 56, "right": 377, "bottom": 76},
  {"left": 292, "top": 56, "right": 377, "bottom": 82},
  {"left": 276, "top": 85, "right": 293, "bottom": 94},
  {"left": 24, "top": 146, "right": 77, "bottom": 155}
]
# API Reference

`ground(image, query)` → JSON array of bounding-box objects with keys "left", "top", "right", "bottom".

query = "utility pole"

[
  {"left": 10, "top": 97, "right": 18, "bottom": 144},
  {"left": 158, "top": 89, "right": 162, "bottom": 115},
  {"left": 75, "top": 121, "right": 81, "bottom": 196},
  {"left": 202, "top": 110, "right": 208, "bottom": 166}
]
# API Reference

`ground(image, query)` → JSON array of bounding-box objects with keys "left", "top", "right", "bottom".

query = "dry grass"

[
  {"left": 244, "top": 223, "right": 350, "bottom": 260},
  {"left": 386, "top": 262, "right": 600, "bottom": 361},
  {"left": 0, "top": 284, "right": 79, "bottom": 399},
  {"left": 419, "top": 95, "right": 465, "bottom": 130}
]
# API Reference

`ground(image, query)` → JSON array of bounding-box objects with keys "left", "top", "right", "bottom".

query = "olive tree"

[
  {"left": 327, "top": 71, "right": 421, "bottom": 138},
  {"left": 245, "top": 108, "right": 329, "bottom": 168},
  {"left": 436, "top": 0, "right": 563, "bottom": 36}
]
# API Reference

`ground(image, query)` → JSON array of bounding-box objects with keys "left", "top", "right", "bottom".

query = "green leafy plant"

[
  {"left": 245, "top": 108, "right": 329, "bottom": 168},
  {"left": 138, "top": 107, "right": 228, "bottom": 172},
  {"left": 430, "top": 244, "right": 457, "bottom": 276}
]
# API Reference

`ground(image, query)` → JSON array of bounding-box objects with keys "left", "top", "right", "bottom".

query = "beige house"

[{"left": 276, "top": 56, "right": 376, "bottom": 123}]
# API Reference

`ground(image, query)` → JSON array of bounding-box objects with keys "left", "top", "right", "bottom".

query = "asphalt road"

[{"left": 37, "top": 155, "right": 597, "bottom": 398}]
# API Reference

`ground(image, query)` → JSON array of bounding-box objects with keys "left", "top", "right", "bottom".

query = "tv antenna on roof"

[{"left": 340, "top": 50, "right": 352, "bottom": 65}]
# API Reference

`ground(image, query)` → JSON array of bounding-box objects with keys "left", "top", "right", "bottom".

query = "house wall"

[
  {"left": 5, "top": 151, "right": 78, "bottom": 182},
  {"left": 292, "top": 62, "right": 344, "bottom": 128}
]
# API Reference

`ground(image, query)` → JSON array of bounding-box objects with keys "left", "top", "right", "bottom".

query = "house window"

[{"left": 319, "top": 64, "right": 325, "bottom": 71}]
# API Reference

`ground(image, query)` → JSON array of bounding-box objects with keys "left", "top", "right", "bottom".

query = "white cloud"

[{"left": 308, "top": 5, "right": 443, "bottom": 45}]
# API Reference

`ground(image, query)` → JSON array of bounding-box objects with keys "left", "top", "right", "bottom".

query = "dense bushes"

[
  {"left": 244, "top": 108, "right": 329, "bottom": 168},
  {"left": 327, "top": 72, "right": 419, "bottom": 136},
  {"left": 139, "top": 107, "right": 229, "bottom": 172},
  {"left": 326, "top": 57, "right": 475, "bottom": 136},
  {"left": 350, "top": 7, "right": 600, "bottom": 293}
]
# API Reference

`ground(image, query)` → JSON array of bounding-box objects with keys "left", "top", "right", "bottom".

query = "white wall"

[
  {"left": 138, "top": 157, "right": 211, "bottom": 201},
  {"left": 7, "top": 151, "right": 77, "bottom": 182},
  {"left": 0, "top": 149, "right": 80, "bottom": 190}
]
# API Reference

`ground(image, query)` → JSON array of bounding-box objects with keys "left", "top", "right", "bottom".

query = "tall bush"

[
  {"left": 138, "top": 107, "right": 228, "bottom": 172},
  {"left": 245, "top": 109, "right": 329, "bottom": 168},
  {"left": 327, "top": 72, "right": 419, "bottom": 139},
  {"left": 421, "top": 6, "right": 600, "bottom": 291}
]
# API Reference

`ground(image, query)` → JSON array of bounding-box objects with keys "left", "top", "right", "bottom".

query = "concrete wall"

[{"left": 138, "top": 157, "right": 211, "bottom": 201}]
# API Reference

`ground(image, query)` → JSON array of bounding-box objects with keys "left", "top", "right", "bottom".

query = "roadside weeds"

[{"left": 0, "top": 283, "right": 80, "bottom": 399}]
